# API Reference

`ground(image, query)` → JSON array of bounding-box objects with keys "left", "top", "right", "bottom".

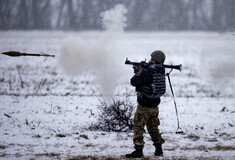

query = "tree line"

[{"left": 0, "top": 0, "right": 234, "bottom": 31}]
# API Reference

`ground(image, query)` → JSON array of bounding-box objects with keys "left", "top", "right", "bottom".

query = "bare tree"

[{"left": 0, "top": 0, "right": 234, "bottom": 31}]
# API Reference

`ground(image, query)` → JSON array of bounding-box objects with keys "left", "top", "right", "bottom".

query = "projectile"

[{"left": 1, "top": 51, "right": 55, "bottom": 57}]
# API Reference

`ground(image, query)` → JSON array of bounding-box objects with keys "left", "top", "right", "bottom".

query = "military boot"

[
  {"left": 125, "top": 145, "right": 144, "bottom": 158},
  {"left": 154, "top": 144, "right": 163, "bottom": 156}
]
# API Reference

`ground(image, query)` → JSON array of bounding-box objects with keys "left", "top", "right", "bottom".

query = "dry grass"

[
  {"left": 69, "top": 155, "right": 106, "bottom": 160},
  {"left": 80, "top": 134, "right": 89, "bottom": 139},
  {"left": 206, "top": 138, "right": 217, "bottom": 142},
  {"left": 185, "top": 133, "right": 200, "bottom": 141},
  {"left": 55, "top": 133, "right": 66, "bottom": 138},
  {"left": 165, "top": 146, "right": 178, "bottom": 151},
  {"left": 181, "top": 145, "right": 235, "bottom": 151},
  {"left": 213, "top": 145, "right": 235, "bottom": 151},
  {"left": 84, "top": 143, "right": 96, "bottom": 148},
  {"left": 32, "top": 134, "right": 41, "bottom": 138},
  {"left": 35, "top": 152, "right": 60, "bottom": 157}
]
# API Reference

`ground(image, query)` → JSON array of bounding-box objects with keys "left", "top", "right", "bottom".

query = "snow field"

[{"left": 0, "top": 96, "right": 234, "bottom": 159}]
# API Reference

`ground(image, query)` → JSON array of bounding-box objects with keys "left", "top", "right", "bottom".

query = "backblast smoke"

[{"left": 59, "top": 4, "right": 128, "bottom": 96}]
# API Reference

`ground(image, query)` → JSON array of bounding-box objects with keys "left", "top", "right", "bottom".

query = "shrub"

[{"left": 88, "top": 95, "right": 135, "bottom": 132}]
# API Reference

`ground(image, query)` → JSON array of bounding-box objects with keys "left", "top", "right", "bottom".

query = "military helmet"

[{"left": 151, "top": 50, "right": 165, "bottom": 64}]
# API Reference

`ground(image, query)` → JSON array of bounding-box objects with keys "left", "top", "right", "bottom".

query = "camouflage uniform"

[{"left": 133, "top": 104, "right": 165, "bottom": 148}]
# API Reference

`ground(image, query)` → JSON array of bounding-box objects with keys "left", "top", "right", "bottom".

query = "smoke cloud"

[
  {"left": 100, "top": 4, "right": 127, "bottom": 32},
  {"left": 59, "top": 4, "right": 128, "bottom": 96}
]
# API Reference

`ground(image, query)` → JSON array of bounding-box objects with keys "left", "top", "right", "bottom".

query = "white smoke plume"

[
  {"left": 59, "top": 4, "right": 128, "bottom": 96},
  {"left": 100, "top": 4, "right": 127, "bottom": 32}
]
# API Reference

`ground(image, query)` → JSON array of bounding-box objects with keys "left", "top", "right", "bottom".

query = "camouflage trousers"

[{"left": 133, "top": 105, "right": 165, "bottom": 148}]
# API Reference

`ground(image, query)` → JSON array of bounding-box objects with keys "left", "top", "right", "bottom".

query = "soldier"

[{"left": 125, "top": 50, "right": 166, "bottom": 158}]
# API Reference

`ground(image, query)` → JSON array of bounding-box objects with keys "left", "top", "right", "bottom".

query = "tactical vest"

[
  {"left": 149, "top": 63, "right": 166, "bottom": 98},
  {"left": 131, "top": 64, "right": 166, "bottom": 107}
]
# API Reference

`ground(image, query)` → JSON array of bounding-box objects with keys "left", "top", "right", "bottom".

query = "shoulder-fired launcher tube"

[
  {"left": 163, "top": 64, "right": 182, "bottom": 71},
  {"left": 125, "top": 58, "right": 182, "bottom": 71}
]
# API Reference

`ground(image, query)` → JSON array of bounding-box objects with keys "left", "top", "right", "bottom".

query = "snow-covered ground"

[
  {"left": 0, "top": 31, "right": 235, "bottom": 159},
  {"left": 0, "top": 96, "right": 234, "bottom": 159}
]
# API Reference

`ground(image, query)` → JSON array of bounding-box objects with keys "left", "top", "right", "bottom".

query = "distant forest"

[{"left": 0, "top": 0, "right": 234, "bottom": 31}]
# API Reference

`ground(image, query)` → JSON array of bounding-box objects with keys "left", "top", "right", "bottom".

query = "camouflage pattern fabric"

[{"left": 133, "top": 105, "right": 165, "bottom": 148}]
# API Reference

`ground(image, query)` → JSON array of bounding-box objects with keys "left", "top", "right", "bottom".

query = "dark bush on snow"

[{"left": 88, "top": 95, "right": 135, "bottom": 132}]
